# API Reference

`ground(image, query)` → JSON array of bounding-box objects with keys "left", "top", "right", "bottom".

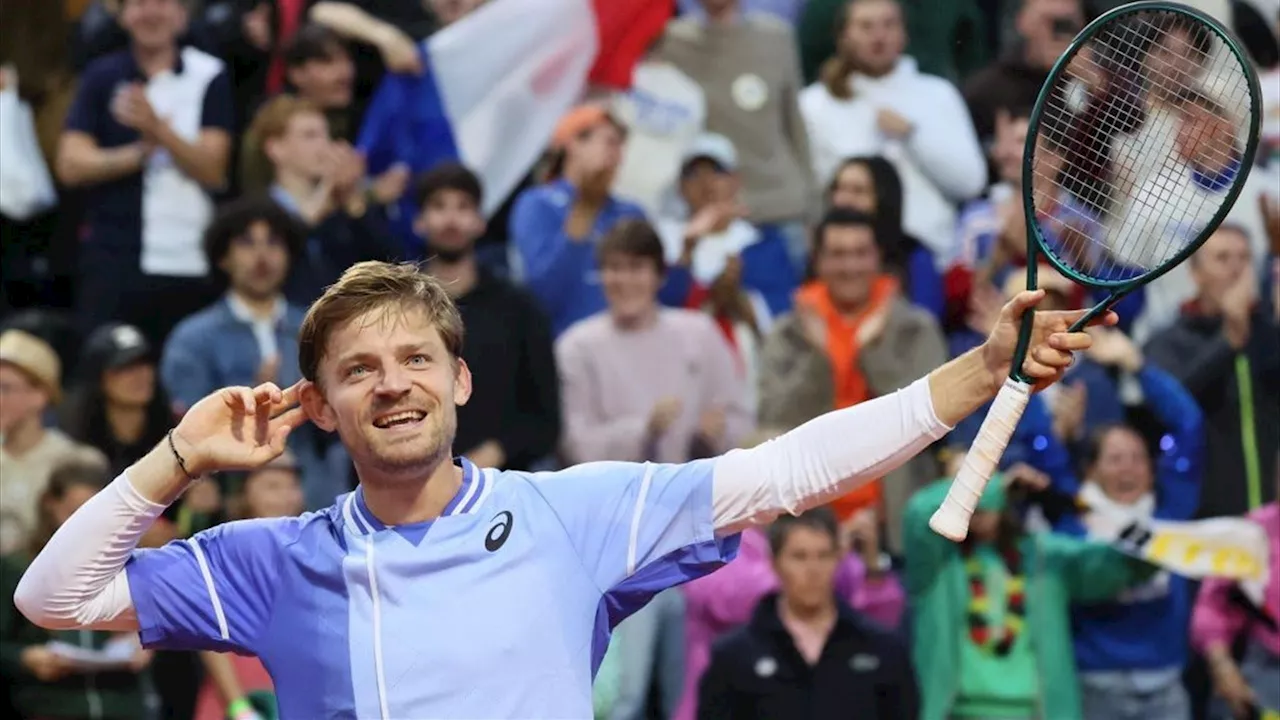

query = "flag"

[
  {"left": 1090, "top": 509, "right": 1272, "bottom": 584},
  {"left": 357, "top": 0, "right": 673, "bottom": 250},
  {"left": 588, "top": 0, "right": 675, "bottom": 89}
]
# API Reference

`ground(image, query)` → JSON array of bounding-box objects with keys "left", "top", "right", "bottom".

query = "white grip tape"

[{"left": 929, "top": 377, "right": 1033, "bottom": 541}]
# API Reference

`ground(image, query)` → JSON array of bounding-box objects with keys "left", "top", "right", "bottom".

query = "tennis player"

[{"left": 15, "top": 261, "right": 1109, "bottom": 718}]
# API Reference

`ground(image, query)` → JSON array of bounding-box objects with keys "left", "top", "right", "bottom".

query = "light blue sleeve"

[
  {"left": 525, "top": 459, "right": 740, "bottom": 620},
  {"left": 124, "top": 518, "right": 287, "bottom": 654}
]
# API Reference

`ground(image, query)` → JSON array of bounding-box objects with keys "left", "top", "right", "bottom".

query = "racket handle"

[{"left": 929, "top": 378, "right": 1033, "bottom": 541}]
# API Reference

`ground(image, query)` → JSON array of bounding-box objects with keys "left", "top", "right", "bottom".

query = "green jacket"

[
  {"left": 903, "top": 481, "right": 1154, "bottom": 720},
  {"left": 0, "top": 555, "right": 148, "bottom": 720}
]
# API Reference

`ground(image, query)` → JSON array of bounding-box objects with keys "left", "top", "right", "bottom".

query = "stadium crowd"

[{"left": 0, "top": 0, "right": 1278, "bottom": 718}]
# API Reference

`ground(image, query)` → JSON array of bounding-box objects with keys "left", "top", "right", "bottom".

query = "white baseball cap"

[{"left": 680, "top": 133, "right": 738, "bottom": 174}]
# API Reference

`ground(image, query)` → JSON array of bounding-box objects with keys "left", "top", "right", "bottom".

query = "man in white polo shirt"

[{"left": 57, "top": 0, "right": 234, "bottom": 344}]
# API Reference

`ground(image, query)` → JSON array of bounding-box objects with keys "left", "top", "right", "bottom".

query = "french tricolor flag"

[{"left": 358, "top": 0, "right": 672, "bottom": 222}]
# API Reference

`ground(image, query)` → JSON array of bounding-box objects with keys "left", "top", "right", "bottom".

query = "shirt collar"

[
  {"left": 125, "top": 45, "right": 186, "bottom": 82},
  {"left": 224, "top": 293, "right": 286, "bottom": 325},
  {"left": 269, "top": 184, "right": 302, "bottom": 218},
  {"left": 751, "top": 591, "right": 862, "bottom": 639},
  {"left": 342, "top": 457, "right": 488, "bottom": 537}
]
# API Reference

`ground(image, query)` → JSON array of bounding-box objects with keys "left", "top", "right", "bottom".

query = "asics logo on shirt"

[{"left": 485, "top": 511, "right": 514, "bottom": 552}]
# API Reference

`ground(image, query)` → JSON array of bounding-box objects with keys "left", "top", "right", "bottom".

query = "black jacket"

[
  {"left": 451, "top": 268, "right": 560, "bottom": 470},
  {"left": 698, "top": 593, "right": 918, "bottom": 720},
  {"left": 1144, "top": 306, "right": 1280, "bottom": 517},
  {"left": 280, "top": 202, "right": 403, "bottom": 307}
]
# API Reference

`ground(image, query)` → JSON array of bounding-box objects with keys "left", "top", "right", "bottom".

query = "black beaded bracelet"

[{"left": 167, "top": 429, "right": 197, "bottom": 481}]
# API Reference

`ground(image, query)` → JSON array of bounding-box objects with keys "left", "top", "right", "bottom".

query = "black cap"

[{"left": 81, "top": 323, "right": 152, "bottom": 376}]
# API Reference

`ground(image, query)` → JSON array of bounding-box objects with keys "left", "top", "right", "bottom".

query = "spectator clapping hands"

[
  {"left": 1050, "top": 381, "right": 1088, "bottom": 443},
  {"left": 1221, "top": 264, "right": 1257, "bottom": 350},
  {"left": 110, "top": 83, "right": 161, "bottom": 138},
  {"left": 1086, "top": 326, "right": 1144, "bottom": 373},
  {"left": 19, "top": 645, "right": 73, "bottom": 683}
]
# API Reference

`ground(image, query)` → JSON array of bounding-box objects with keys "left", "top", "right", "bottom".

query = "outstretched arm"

[
  {"left": 11, "top": 442, "right": 184, "bottom": 632},
  {"left": 711, "top": 291, "right": 1109, "bottom": 533}
]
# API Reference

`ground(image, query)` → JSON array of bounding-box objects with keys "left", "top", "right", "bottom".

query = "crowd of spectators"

[{"left": 1, "top": 0, "right": 1278, "bottom": 718}]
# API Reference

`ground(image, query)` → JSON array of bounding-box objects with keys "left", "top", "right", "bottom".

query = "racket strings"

[{"left": 1030, "top": 9, "right": 1254, "bottom": 284}]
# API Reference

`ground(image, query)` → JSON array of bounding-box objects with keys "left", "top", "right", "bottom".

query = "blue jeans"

[
  {"left": 608, "top": 589, "right": 685, "bottom": 720},
  {"left": 1079, "top": 669, "right": 1190, "bottom": 720}
]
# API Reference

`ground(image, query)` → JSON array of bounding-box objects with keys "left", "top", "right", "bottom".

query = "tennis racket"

[{"left": 929, "top": 1, "right": 1261, "bottom": 541}]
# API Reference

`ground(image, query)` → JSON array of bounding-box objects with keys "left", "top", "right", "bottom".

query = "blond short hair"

[
  {"left": 247, "top": 94, "right": 323, "bottom": 146},
  {"left": 298, "top": 261, "right": 464, "bottom": 382}
]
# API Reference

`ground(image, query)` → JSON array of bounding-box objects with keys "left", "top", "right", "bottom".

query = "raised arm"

[
  {"left": 56, "top": 133, "right": 150, "bottom": 188},
  {"left": 14, "top": 383, "right": 307, "bottom": 639},
  {"left": 1139, "top": 364, "right": 1204, "bottom": 519},
  {"left": 10, "top": 445, "right": 175, "bottom": 632},
  {"left": 711, "top": 290, "right": 1112, "bottom": 533},
  {"left": 56, "top": 64, "right": 149, "bottom": 188}
]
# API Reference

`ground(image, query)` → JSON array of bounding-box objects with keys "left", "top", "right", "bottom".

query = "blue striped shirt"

[{"left": 124, "top": 457, "right": 738, "bottom": 718}]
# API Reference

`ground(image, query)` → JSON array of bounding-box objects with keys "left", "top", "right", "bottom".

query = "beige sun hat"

[{"left": 0, "top": 329, "right": 61, "bottom": 403}]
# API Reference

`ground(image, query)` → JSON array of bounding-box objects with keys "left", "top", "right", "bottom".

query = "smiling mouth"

[{"left": 372, "top": 410, "right": 427, "bottom": 429}]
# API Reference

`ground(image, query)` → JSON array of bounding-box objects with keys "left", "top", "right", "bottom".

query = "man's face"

[
  {"left": 815, "top": 224, "right": 881, "bottom": 307},
  {"left": 268, "top": 112, "right": 333, "bottom": 181},
  {"left": 288, "top": 50, "right": 355, "bottom": 109},
  {"left": 829, "top": 162, "right": 877, "bottom": 214},
  {"left": 1018, "top": 0, "right": 1084, "bottom": 69},
  {"left": 0, "top": 364, "right": 47, "bottom": 436},
  {"left": 47, "top": 484, "right": 100, "bottom": 528},
  {"left": 265, "top": 112, "right": 332, "bottom": 181},
  {"left": 1191, "top": 227, "right": 1251, "bottom": 306},
  {"left": 414, "top": 189, "right": 485, "bottom": 263},
  {"left": 699, "top": 0, "right": 737, "bottom": 17},
  {"left": 772, "top": 526, "right": 840, "bottom": 613},
  {"left": 841, "top": 0, "right": 906, "bottom": 76},
  {"left": 1090, "top": 426, "right": 1153, "bottom": 505},
  {"left": 679, "top": 160, "right": 736, "bottom": 213},
  {"left": 243, "top": 468, "right": 305, "bottom": 518},
  {"left": 305, "top": 308, "right": 471, "bottom": 480},
  {"left": 102, "top": 362, "right": 156, "bottom": 409},
  {"left": 1148, "top": 26, "right": 1205, "bottom": 96},
  {"left": 566, "top": 123, "right": 625, "bottom": 185},
  {"left": 120, "top": 0, "right": 184, "bottom": 52},
  {"left": 220, "top": 220, "right": 291, "bottom": 300},
  {"left": 601, "top": 253, "right": 662, "bottom": 322}
]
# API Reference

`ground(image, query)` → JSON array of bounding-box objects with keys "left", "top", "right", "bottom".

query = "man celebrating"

[{"left": 16, "top": 261, "right": 1107, "bottom": 718}]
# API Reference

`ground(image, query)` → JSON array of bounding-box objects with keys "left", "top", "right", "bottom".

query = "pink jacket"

[
  {"left": 1190, "top": 503, "right": 1280, "bottom": 657},
  {"left": 672, "top": 528, "right": 906, "bottom": 720}
]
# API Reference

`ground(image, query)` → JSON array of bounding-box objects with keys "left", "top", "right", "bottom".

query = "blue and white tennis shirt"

[{"left": 124, "top": 457, "right": 738, "bottom": 718}]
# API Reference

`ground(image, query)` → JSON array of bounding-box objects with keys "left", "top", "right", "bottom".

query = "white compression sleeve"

[
  {"left": 711, "top": 376, "right": 951, "bottom": 534},
  {"left": 13, "top": 473, "right": 167, "bottom": 630}
]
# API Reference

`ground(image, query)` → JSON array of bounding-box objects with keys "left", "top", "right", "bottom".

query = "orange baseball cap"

[{"left": 550, "top": 104, "right": 624, "bottom": 150}]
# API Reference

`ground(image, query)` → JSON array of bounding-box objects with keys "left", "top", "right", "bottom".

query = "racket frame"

[
  {"left": 1016, "top": 0, "right": 1262, "bottom": 360},
  {"left": 930, "top": 1, "right": 1261, "bottom": 541}
]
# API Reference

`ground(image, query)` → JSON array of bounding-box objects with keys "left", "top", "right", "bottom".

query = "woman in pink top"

[
  {"left": 1191, "top": 489, "right": 1280, "bottom": 720},
  {"left": 672, "top": 509, "right": 906, "bottom": 720}
]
